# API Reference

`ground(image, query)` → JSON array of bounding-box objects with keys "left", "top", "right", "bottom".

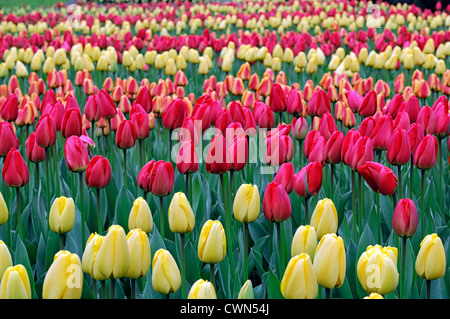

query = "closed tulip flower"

[
  {"left": 413, "top": 134, "right": 438, "bottom": 170},
  {"left": 61, "top": 107, "right": 82, "bottom": 138},
  {"left": 386, "top": 127, "right": 411, "bottom": 166},
  {"left": 148, "top": 160, "right": 175, "bottom": 197},
  {"left": 313, "top": 233, "right": 346, "bottom": 289},
  {"left": 49, "top": 196, "right": 75, "bottom": 235},
  {"left": 2, "top": 148, "right": 29, "bottom": 188},
  {"left": 64, "top": 135, "right": 89, "bottom": 173},
  {"left": 98, "top": 89, "right": 117, "bottom": 120},
  {"left": 281, "top": 253, "right": 318, "bottom": 299},
  {"left": 233, "top": 183, "right": 260, "bottom": 223},
  {"left": 263, "top": 181, "right": 291, "bottom": 222},
  {"left": 93, "top": 225, "right": 129, "bottom": 280},
  {"left": 393, "top": 198, "right": 418, "bottom": 238},
  {"left": 269, "top": 83, "right": 287, "bottom": 113},
  {"left": 357, "top": 244, "right": 399, "bottom": 295},
  {"left": 291, "top": 117, "right": 308, "bottom": 141},
  {"left": 274, "top": 162, "right": 294, "bottom": 194},
  {"left": 168, "top": 192, "right": 195, "bottom": 234},
  {"left": 198, "top": 220, "right": 226, "bottom": 264},
  {"left": 0, "top": 264, "right": 31, "bottom": 299},
  {"left": 0, "top": 121, "right": 19, "bottom": 157},
  {"left": 307, "top": 89, "right": 331, "bottom": 118},
  {"left": 81, "top": 233, "right": 105, "bottom": 280},
  {"left": 188, "top": 279, "right": 217, "bottom": 299},
  {"left": 358, "top": 90, "right": 377, "bottom": 117},
  {"left": 130, "top": 111, "right": 149, "bottom": 140},
  {"left": 115, "top": 120, "right": 136, "bottom": 150},
  {"left": 42, "top": 251, "right": 83, "bottom": 299},
  {"left": 291, "top": 225, "right": 317, "bottom": 261},
  {"left": 35, "top": 114, "right": 57, "bottom": 148},
  {"left": 1, "top": 94, "right": 18, "bottom": 122},
  {"left": 324, "top": 130, "right": 344, "bottom": 164},
  {"left": 415, "top": 233, "right": 446, "bottom": 281},
  {"left": 0, "top": 193, "right": 8, "bottom": 226},
  {"left": 349, "top": 136, "right": 374, "bottom": 171},
  {"left": 85, "top": 155, "right": 111, "bottom": 189},
  {"left": 125, "top": 229, "right": 151, "bottom": 279},
  {"left": 358, "top": 161, "right": 398, "bottom": 196},
  {"left": 152, "top": 248, "right": 181, "bottom": 294},
  {"left": 205, "top": 134, "right": 232, "bottom": 175},
  {"left": 293, "top": 162, "right": 323, "bottom": 198},
  {"left": 370, "top": 114, "right": 394, "bottom": 151},
  {"left": 0, "top": 241, "right": 12, "bottom": 282},
  {"left": 128, "top": 197, "right": 153, "bottom": 234},
  {"left": 25, "top": 132, "right": 45, "bottom": 163},
  {"left": 310, "top": 198, "right": 338, "bottom": 240}
]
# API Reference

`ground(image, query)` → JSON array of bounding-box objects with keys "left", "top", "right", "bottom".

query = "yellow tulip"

[
  {"left": 423, "top": 38, "right": 435, "bottom": 54},
  {"left": 144, "top": 50, "right": 157, "bottom": 65},
  {"left": 358, "top": 47, "right": 368, "bottom": 64},
  {"left": 168, "top": 192, "right": 195, "bottom": 234},
  {"left": 198, "top": 220, "right": 226, "bottom": 264},
  {"left": 435, "top": 59, "right": 446, "bottom": 75},
  {"left": 313, "top": 233, "right": 346, "bottom": 289},
  {"left": 281, "top": 253, "right": 318, "bottom": 299},
  {"left": 306, "top": 55, "right": 318, "bottom": 74},
  {"left": 415, "top": 234, "right": 446, "bottom": 280},
  {"left": 81, "top": 233, "right": 105, "bottom": 280},
  {"left": 363, "top": 293, "right": 384, "bottom": 299},
  {"left": 309, "top": 198, "right": 338, "bottom": 240},
  {"left": 53, "top": 48, "right": 67, "bottom": 66},
  {"left": 14, "top": 61, "right": 27, "bottom": 78},
  {"left": 0, "top": 192, "right": 8, "bottom": 226},
  {"left": 49, "top": 196, "right": 75, "bottom": 235},
  {"left": 176, "top": 55, "right": 187, "bottom": 70},
  {"left": 93, "top": 225, "right": 130, "bottom": 280},
  {"left": 42, "top": 250, "right": 83, "bottom": 299},
  {"left": 328, "top": 55, "right": 341, "bottom": 71},
  {"left": 198, "top": 57, "right": 209, "bottom": 75},
  {"left": 271, "top": 57, "right": 282, "bottom": 72},
  {"left": 233, "top": 184, "right": 260, "bottom": 223},
  {"left": 291, "top": 225, "right": 317, "bottom": 261},
  {"left": 272, "top": 44, "right": 284, "bottom": 59},
  {"left": 42, "top": 57, "right": 55, "bottom": 74},
  {"left": 152, "top": 248, "right": 181, "bottom": 295},
  {"left": 283, "top": 48, "right": 294, "bottom": 63},
  {"left": 97, "top": 55, "right": 109, "bottom": 71},
  {"left": 357, "top": 245, "right": 399, "bottom": 295},
  {"left": 128, "top": 197, "right": 153, "bottom": 234},
  {"left": 263, "top": 53, "right": 273, "bottom": 68},
  {"left": 0, "top": 264, "right": 31, "bottom": 299},
  {"left": 403, "top": 53, "right": 414, "bottom": 69},
  {"left": 221, "top": 56, "right": 233, "bottom": 73},
  {"left": 30, "top": 54, "right": 42, "bottom": 72},
  {"left": 165, "top": 58, "right": 177, "bottom": 76},
  {"left": 187, "top": 279, "right": 217, "bottom": 299},
  {"left": 0, "top": 63, "right": 8, "bottom": 78},
  {"left": 133, "top": 54, "right": 145, "bottom": 71},
  {"left": 188, "top": 49, "right": 200, "bottom": 64},
  {"left": 125, "top": 229, "right": 151, "bottom": 279},
  {"left": 237, "top": 279, "right": 254, "bottom": 299},
  {"left": 22, "top": 48, "right": 34, "bottom": 64},
  {"left": 0, "top": 241, "right": 12, "bottom": 282},
  {"left": 122, "top": 51, "right": 134, "bottom": 68}
]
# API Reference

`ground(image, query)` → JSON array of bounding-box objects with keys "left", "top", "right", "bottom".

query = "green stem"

[
  {"left": 438, "top": 137, "right": 443, "bottom": 211},
  {"left": 420, "top": 169, "right": 426, "bottom": 239},
  {"left": 59, "top": 233, "right": 65, "bottom": 251},
  {"left": 426, "top": 279, "right": 431, "bottom": 299},
  {"left": 92, "top": 280, "right": 97, "bottom": 299},
  {"left": 16, "top": 187, "right": 22, "bottom": 241},
  {"left": 400, "top": 236, "right": 407, "bottom": 299},
  {"left": 96, "top": 188, "right": 103, "bottom": 235},
  {"left": 180, "top": 233, "right": 186, "bottom": 299},
  {"left": 409, "top": 157, "right": 413, "bottom": 199},
  {"left": 243, "top": 222, "right": 249, "bottom": 281},
  {"left": 358, "top": 172, "right": 363, "bottom": 230},
  {"left": 110, "top": 278, "right": 115, "bottom": 299},
  {"left": 79, "top": 172, "right": 86, "bottom": 250},
  {"left": 276, "top": 221, "right": 285, "bottom": 277},
  {"left": 159, "top": 196, "right": 165, "bottom": 239},
  {"left": 220, "top": 173, "right": 234, "bottom": 275},
  {"left": 210, "top": 263, "right": 215, "bottom": 289},
  {"left": 304, "top": 196, "right": 309, "bottom": 224},
  {"left": 377, "top": 192, "right": 382, "bottom": 244},
  {"left": 325, "top": 288, "right": 331, "bottom": 299},
  {"left": 352, "top": 170, "right": 356, "bottom": 238},
  {"left": 397, "top": 165, "right": 402, "bottom": 200},
  {"left": 53, "top": 144, "right": 60, "bottom": 196},
  {"left": 130, "top": 279, "right": 135, "bottom": 299},
  {"left": 123, "top": 149, "right": 127, "bottom": 191}
]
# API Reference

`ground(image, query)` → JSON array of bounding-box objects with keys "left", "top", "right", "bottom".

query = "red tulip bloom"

[
  {"left": 243, "top": 107, "right": 257, "bottom": 136},
  {"left": 0, "top": 121, "right": 19, "bottom": 157},
  {"left": 274, "top": 162, "right": 295, "bottom": 194},
  {"left": 64, "top": 135, "right": 89, "bottom": 173},
  {"left": 137, "top": 160, "right": 156, "bottom": 193},
  {"left": 130, "top": 111, "right": 149, "bottom": 140},
  {"left": 25, "top": 132, "right": 45, "bottom": 163},
  {"left": 98, "top": 89, "right": 117, "bottom": 119},
  {"left": 318, "top": 112, "right": 337, "bottom": 140},
  {"left": 358, "top": 161, "right": 397, "bottom": 196},
  {"left": 135, "top": 86, "right": 152, "bottom": 113},
  {"left": 357, "top": 116, "right": 376, "bottom": 137},
  {"left": 205, "top": 134, "right": 232, "bottom": 174},
  {"left": 413, "top": 134, "right": 438, "bottom": 170},
  {"left": 416, "top": 106, "right": 436, "bottom": 135},
  {"left": 286, "top": 87, "right": 305, "bottom": 116},
  {"left": 148, "top": 160, "right": 175, "bottom": 197},
  {"left": 162, "top": 98, "right": 188, "bottom": 130},
  {"left": 392, "top": 198, "right": 418, "bottom": 238},
  {"left": 358, "top": 90, "right": 377, "bottom": 117},
  {"left": 229, "top": 100, "right": 246, "bottom": 128},
  {"left": 227, "top": 133, "right": 248, "bottom": 172},
  {"left": 393, "top": 111, "right": 411, "bottom": 131},
  {"left": 35, "top": 113, "right": 57, "bottom": 149},
  {"left": 84, "top": 94, "right": 101, "bottom": 123},
  {"left": 85, "top": 155, "right": 111, "bottom": 189},
  {"left": 433, "top": 101, "right": 450, "bottom": 139},
  {"left": 269, "top": 83, "right": 287, "bottom": 113},
  {"left": 325, "top": 130, "right": 344, "bottom": 165},
  {"left": 370, "top": 114, "right": 394, "bottom": 150},
  {"left": 407, "top": 122, "right": 424, "bottom": 155},
  {"left": 307, "top": 134, "right": 326, "bottom": 165},
  {"left": 61, "top": 107, "right": 83, "bottom": 138},
  {"left": 40, "top": 89, "right": 57, "bottom": 114},
  {"left": 344, "top": 89, "right": 363, "bottom": 113},
  {"left": 399, "top": 95, "right": 420, "bottom": 122},
  {"left": 293, "top": 161, "right": 323, "bottom": 198},
  {"left": 341, "top": 129, "right": 361, "bottom": 166},
  {"left": 291, "top": 117, "right": 308, "bottom": 141},
  {"left": 115, "top": 120, "right": 136, "bottom": 149},
  {"left": 2, "top": 148, "right": 29, "bottom": 187},
  {"left": 0, "top": 94, "right": 18, "bottom": 122},
  {"left": 386, "top": 127, "right": 411, "bottom": 166},
  {"left": 215, "top": 109, "right": 233, "bottom": 135},
  {"left": 263, "top": 181, "right": 291, "bottom": 222},
  {"left": 349, "top": 135, "right": 374, "bottom": 171},
  {"left": 307, "top": 89, "right": 331, "bottom": 117},
  {"left": 180, "top": 116, "right": 202, "bottom": 146},
  {"left": 176, "top": 139, "right": 199, "bottom": 175}
]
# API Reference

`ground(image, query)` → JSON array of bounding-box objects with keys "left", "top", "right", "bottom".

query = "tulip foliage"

[{"left": 0, "top": 0, "right": 449, "bottom": 301}]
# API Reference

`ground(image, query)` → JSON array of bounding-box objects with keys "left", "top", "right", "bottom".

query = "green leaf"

[
  {"left": 14, "top": 237, "right": 36, "bottom": 299},
  {"left": 267, "top": 269, "right": 283, "bottom": 299}
]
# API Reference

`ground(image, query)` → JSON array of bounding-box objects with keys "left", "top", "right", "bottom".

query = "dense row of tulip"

[{"left": 0, "top": 0, "right": 448, "bottom": 300}]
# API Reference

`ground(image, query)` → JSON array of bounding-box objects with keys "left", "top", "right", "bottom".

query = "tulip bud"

[
  {"left": 233, "top": 184, "right": 260, "bottom": 224},
  {"left": 42, "top": 250, "right": 83, "bottom": 299},
  {"left": 115, "top": 120, "right": 136, "bottom": 150},
  {"left": 415, "top": 233, "right": 446, "bottom": 280},
  {"left": 357, "top": 244, "right": 399, "bottom": 295},
  {"left": 386, "top": 127, "right": 411, "bottom": 166},
  {"left": 291, "top": 117, "right": 308, "bottom": 140},
  {"left": 198, "top": 220, "right": 226, "bottom": 264},
  {"left": 2, "top": 148, "right": 29, "bottom": 188},
  {"left": 291, "top": 225, "right": 317, "bottom": 261},
  {"left": 64, "top": 135, "right": 89, "bottom": 173},
  {"left": 93, "top": 225, "right": 130, "bottom": 280},
  {"left": 152, "top": 248, "right": 181, "bottom": 294},
  {"left": 61, "top": 107, "right": 82, "bottom": 138},
  {"left": 313, "top": 233, "right": 346, "bottom": 289},
  {"left": 1, "top": 94, "right": 18, "bottom": 122},
  {"left": 128, "top": 197, "right": 153, "bottom": 234},
  {"left": 358, "top": 161, "right": 398, "bottom": 196},
  {"left": 392, "top": 198, "right": 418, "bottom": 238},
  {"left": 205, "top": 134, "right": 232, "bottom": 174},
  {"left": 293, "top": 162, "right": 323, "bottom": 198},
  {"left": 85, "top": 155, "right": 111, "bottom": 189},
  {"left": 0, "top": 193, "right": 8, "bottom": 227},
  {"left": 281, "top": 253, "right": 318, "bottom": 299},
  {"left": 263, "top": 181, "right": 291, "bottom": 222},
  {"left": 0, "top": 121, "right": 19, "bottom": 157},
  {"left": 168, "top": 192, "right": 195, "bottom": 234},
  {"left": 310, "top": 198, "right": 338, "bottom": 240},
  {"left": 187, "top": 279, "right": 217, "bottom": 299},
  {"left": 81, "top": 233, "right": 105, "bottom": 279},
  {"left": 125, "top": 229, "right": 151, "bottom": 279},
  {"left": 0, "top": 264, "right": 31, "bottom": 299},
  {"left": 413, "top": 134, "right": 438, "bottom": 170},
  {"left": 49, "top": 196, "right": 75, "bottom": 235}
]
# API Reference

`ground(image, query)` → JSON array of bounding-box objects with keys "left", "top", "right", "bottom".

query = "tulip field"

[{"left": 0, "top": 0, "right": 449, "bottom": 301}]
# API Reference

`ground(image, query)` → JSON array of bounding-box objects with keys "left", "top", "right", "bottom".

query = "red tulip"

[
  {"left": 40, "top": 89, "right": 57, "bottom": 114},
  {"left": 370, "top": 114, "right": 394, "bottom": 150},
  {"left": 433, "top": 101, "right": 450, "bottom": 139},
  {"left": 176, "top": 138, "right": 199, "bottom": 175},
  {"left": 307, "top": 134, "right": 326, "bottom": 165},
  {"left": 416, "top": 106, "right": 436, "bottom": 135},
  {"left": 85, "top": 155, "right": 111, "bottom": 189},
  {"left": 318, "top": 112, "right": 337, "bottom": 140},
  {"left": 384, "top": 93, "right": 404, "bottom": 119},
  {"left": 393, "top": 111, "right": 411, "bottom": 131},
  {"left": 274, "top": 162, "right": 294, "bottom": 194},
  {"left": 98, "top": 89, "right": 117, "bottom": 119},
  {"left": 286, "top": 87, "right": 305, "bottom": 116},
  {"left": 25, "top": 132, "right": 45, "bottom": 163},
  {"left": 162, "top": 98, "right": 188, "bottom": 130},
  {"left": 64, "top": 135, "right": 89, "bottom": 173},
  {"left": 293, "top": 161, "right": 323, "bottom": 198},
  {"left": 47, "top": 101, "right": 65, "bottom": 132},
  {"left": 386, "top": 127, "right": 411, "bottom": 166},
  {"left": 229, "top": 100, "right": 246, "bottom": 128},
  {"left": 148, "top": 160, "right": 175, "bottom": 197},
  {"left": 215, "top": 108, "right": 233, "bottom": 135},
  {"left": 307, "top": 89, "right": 331, "bottom": 117},
  {"left": 205, "top": 134, "right": 232, "bottom": 174},
  {"left": 291, "top": 117, "right": 308, "bottom": 140},
  {"left": 344, "top": 89, "right": 363, "bottom": 113},
  {"left": 137, "top": 160, "right": 156, "bottom": 193},
  {"left": 325, "top": 130, "right": 344, "bottom": 164},
  {"left": 392, "top": 198, "right": 418, "bottom": 238},
  {"left": 227, "top": 133, "right": 248, "bottom": 172},
  {"left": 61, "top": 107, "right": 83, "bottom": 138},
  {"left": 263, "top": 181, "right": 291, "bottom": 222},
  {"left": 303, "top": 130, "right": 321, "bottom": 159},
  {"left": 2, "top": 148, "right": 29, "bottom": 187},
  {"left": 243, "top": 107, "right": 257, "bottom": 136},
  {"left": 180, "top": 116, "right": 202, "bottom": 146},
  {"left": 265, "top": 133, "right": 287, "bottom": 167},
  {"left": 357, "top": 116, "right": 376, "bottom": 137},
  {"left": 115, "top": 120, "right": 136, "bottom": 149},
  {"left": 269, "top": 83, "right": 287, "bottom": 113},
  {"left": 358, "top": 161, "right": 397, "bottom": 196},
  {"left": 358, "top": 90, "right": 377, "bottom": 117},
  {"left": 0, "top": 94, "right": 18, "bottom": 122},
  {"left": 135, "top": 86, "right": 152, "bottom": 113},
  {"left": 130, "top": 111, "right": 149, "bottom": 139},
  {"left": 399, "top": 95, "right": 420, "bottom": 122},
  {"left": 413, "top": 134, "right": 438, "bottom": 170},
  {"left": 35, "top": 113, "right": 57, "bottom": 149},
  {"left": 407, "top": 122, "right": 424, "bottom": 155},
  {"left": 349, "top": 135, "right": 374, "bottom": 171},
  {"left": 84, "top": 94, "right": 101, "bottom": 123},
  {"left": 0, "top": 121, "right": 19, "bottom": 157}
]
